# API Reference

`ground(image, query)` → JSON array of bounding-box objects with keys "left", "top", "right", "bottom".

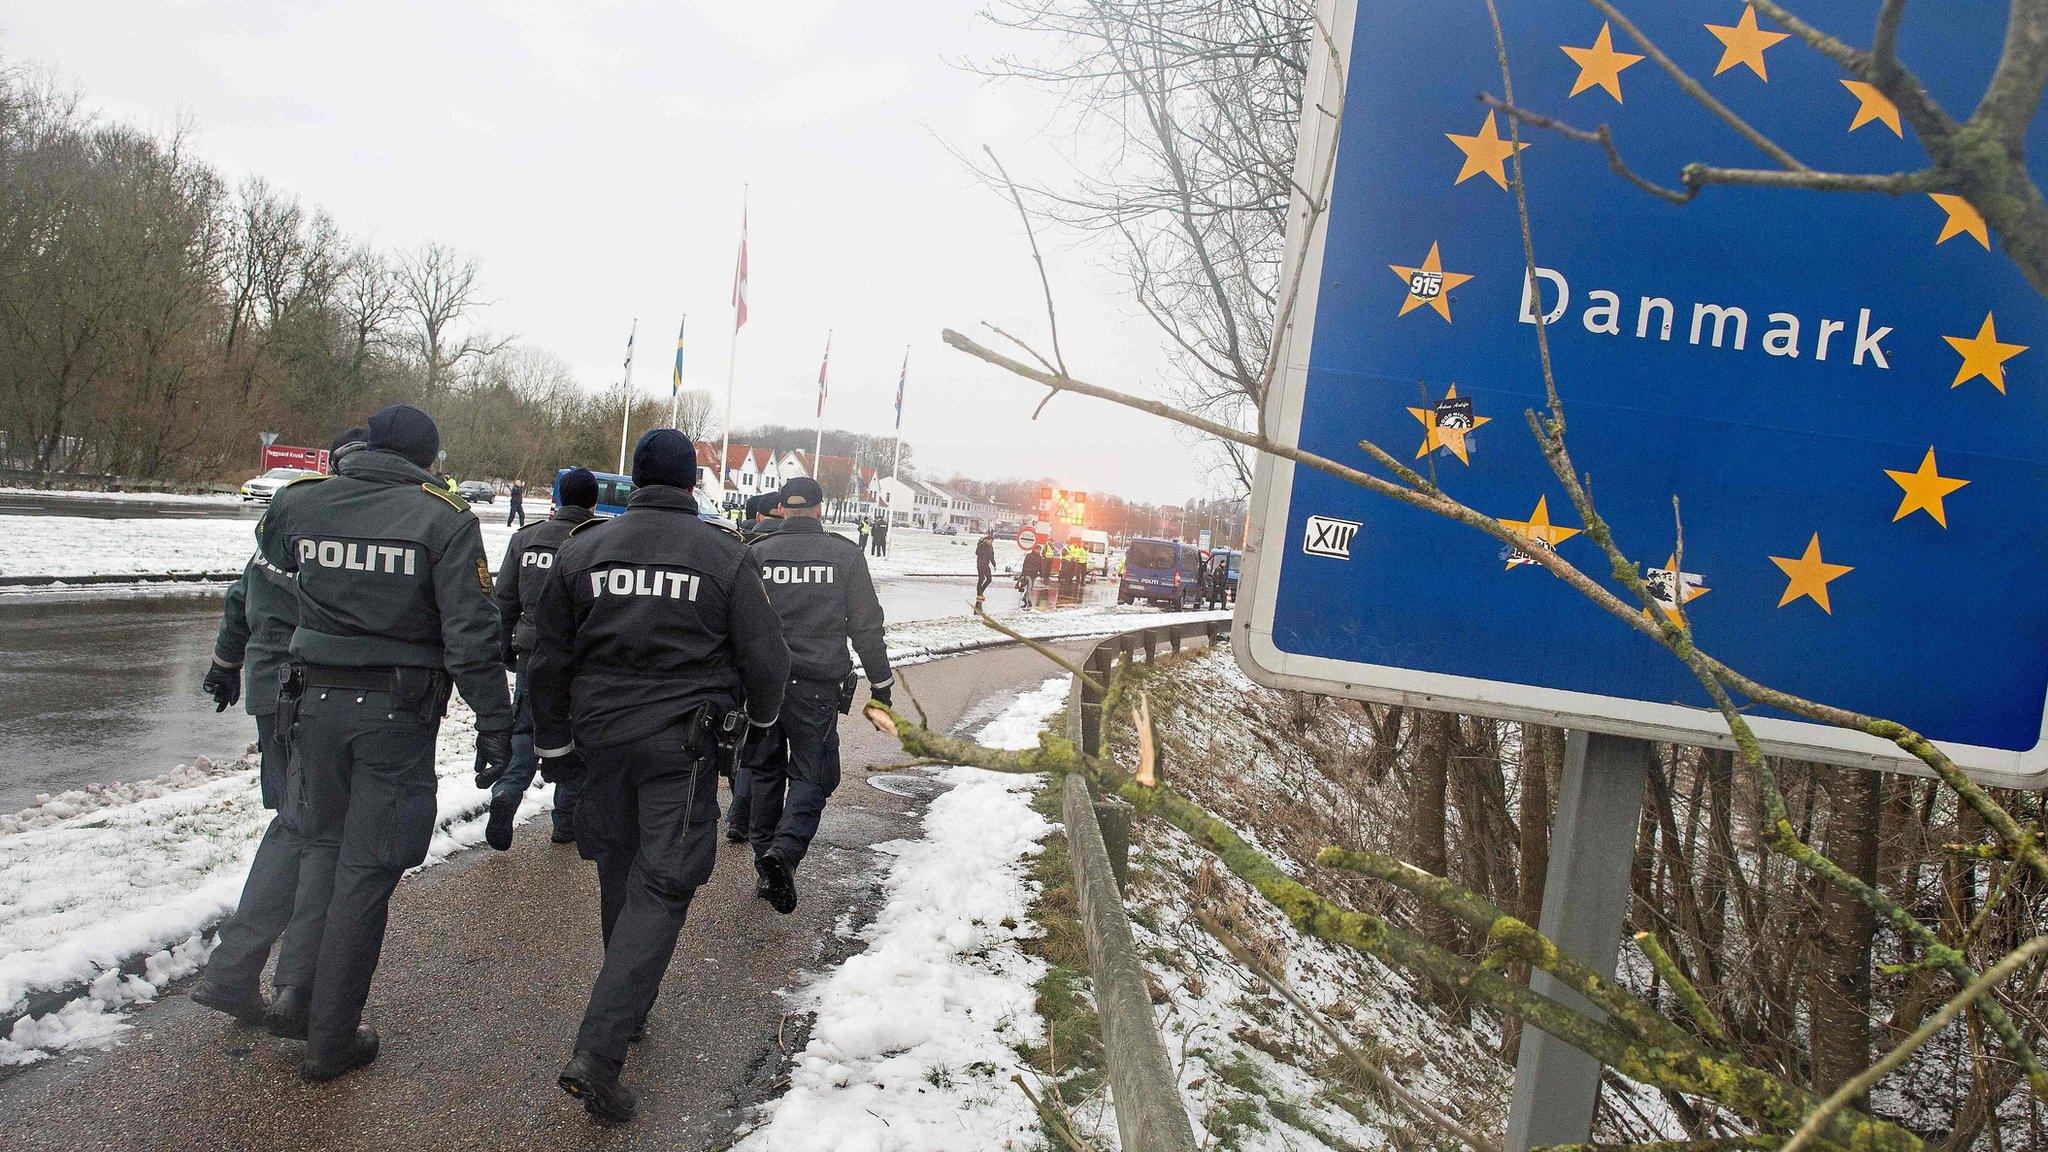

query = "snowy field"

[
  {"left": 0, "top": 487, "right": 242, "bottom": 505},
  {"left": 736, "top": 676, "right": 1066, "bottom": 1152},
  {"left": 0, "top": 513, "right": 524, "bottom": 580}
]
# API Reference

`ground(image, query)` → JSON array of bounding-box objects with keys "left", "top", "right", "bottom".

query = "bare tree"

[{"left": 395, "top": 242, "right": 505, "bottom": 391}]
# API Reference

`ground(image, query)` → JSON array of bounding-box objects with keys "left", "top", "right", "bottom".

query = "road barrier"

[{"left": 1055, "top": 617, "right": 1227, "bottom": 1152}]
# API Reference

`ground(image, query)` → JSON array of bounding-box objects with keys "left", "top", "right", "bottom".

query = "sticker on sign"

[
  {"left": 1234, "top": 0, "right": 2048, "bottom": 788},
  {"left": 1303, "top": 516, "right": 1359, "bottom": 560}
]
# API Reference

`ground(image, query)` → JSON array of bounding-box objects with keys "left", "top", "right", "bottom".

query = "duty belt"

[{"left": 297, "top": 664, "right": 404, "bottom": 691}]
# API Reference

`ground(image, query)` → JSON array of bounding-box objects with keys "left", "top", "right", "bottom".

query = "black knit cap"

[
  {"left": 557, "top": 467, "right": 599, "bottom": 509},
  {"left": 366, "top": 404, "right": 441, "bottom": 468},
  {"left": 329, "top": 426, "right": 369, "bottom": 454},
  {"left": 631, "top": 428, "right": 697, "bottom": 490}
]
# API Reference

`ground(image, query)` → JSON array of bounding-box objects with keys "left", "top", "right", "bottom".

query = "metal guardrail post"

[{"left": 1063, "top": 774, "right": 1198, "bottom": 1152}]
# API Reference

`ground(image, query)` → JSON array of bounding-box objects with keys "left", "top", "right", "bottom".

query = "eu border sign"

[{"left": 1238, "top": 0, "right": 2048, "bottom": 788}]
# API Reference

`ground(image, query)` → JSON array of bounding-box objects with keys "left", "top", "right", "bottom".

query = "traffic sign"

[
  {"left": 1017, "top": 529, "right": 1038, "bottom": 552},
  {"left": 1237, "top": 0, "right": 2048, "bottom": 787}
]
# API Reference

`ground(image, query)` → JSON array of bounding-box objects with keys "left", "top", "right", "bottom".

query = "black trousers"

[
  {"left": 572, "top": 719, "right": 719, "bottom": 1062},
  {"left": 976, "top": 571, "right": 993, "bottom": 599},
  {"left": 747, "top": 678, "right": 842, "bottom": 869},
  {"left": 203, "top": 712, "right": 325, "bottom": 993},
  {"left": 289, "top": 688, "right": 440, "bottom": 1057}
]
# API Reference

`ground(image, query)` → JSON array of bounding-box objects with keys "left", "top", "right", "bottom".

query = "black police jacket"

[
  {"left": 257, "top": 448, "right": 515, "bottom": 733},
  {"left": 494, "top": 505, "right": 596, "bottom": 661},
  {"left": 527, "top": 484, "right": 790, "bottom": 753},
  {"left": 214, "top": 550, "right": 297, "bottom": 716},
  {"left": 748, "top": 517, "right": 892, "bottom": 687}
]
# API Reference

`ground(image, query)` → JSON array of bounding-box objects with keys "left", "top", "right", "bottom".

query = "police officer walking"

[
  {"left": 974, "top": 529, "right": 996, "bottom": 609},
  {"left": 256, "top": 403, "right": 515, "bottom": 1081},
  {"left": 745, "top": 476, "right": 891, "bottom": 914},
  {"left": 527, "top": 429, "right": 789, "bottom": 1123},
  {"left": 191, "top": 425, "right": 366, "bottom": 1040},
  {"left": 485, "top": 467, "right": 600, "bottom": 851}
]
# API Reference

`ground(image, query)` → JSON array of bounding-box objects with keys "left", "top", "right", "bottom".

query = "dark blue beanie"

[
  {"left": 557, "top": 467, "right": 599, "bottom": 509},
  {"left": 330, "top": 425, "right": 369, "bottom": 454},
  {"left": 366, "top": 404, "right": 440, "bottom": 468},
  {"left": 631, "top": 428, "right": 697, "bottom": 490}
]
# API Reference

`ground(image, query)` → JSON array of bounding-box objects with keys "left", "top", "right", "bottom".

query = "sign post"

[{"left": 1234, "top": 2, "right": 2048, "bottom": 1147}]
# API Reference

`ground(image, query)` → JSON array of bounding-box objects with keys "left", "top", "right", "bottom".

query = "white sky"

[{"left": 0, "top": 0, "right": 1221, "bottom": 504}]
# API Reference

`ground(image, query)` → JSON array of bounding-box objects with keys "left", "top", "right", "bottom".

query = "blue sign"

[{"left": 1238, "top": 0, "right": 2048, "bottom": 785}]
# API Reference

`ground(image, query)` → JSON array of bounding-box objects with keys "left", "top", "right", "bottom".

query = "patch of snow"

[
  {"left": 736, "top": 677, "right": 1066, "bottom": 1151},
  {"left": 0, "top": 514, "right": 521, "bottom": 579}
]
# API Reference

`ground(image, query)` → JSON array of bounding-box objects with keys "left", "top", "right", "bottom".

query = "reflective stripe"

[
  {"left": 868, "top": 676, "right": 893, "bottom": 689},
  {"left": 536, "top": 742, "right": 576, "bottom": 757},
  {"left": 748, "top": 713, "right": 777, "bottom": 729}
]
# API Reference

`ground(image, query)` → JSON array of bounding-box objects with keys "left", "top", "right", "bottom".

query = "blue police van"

[
  {"left": 554, "top": 468, "right": 732, "bottom": 526},
  {"left": 1118, "top": 537, "right": 1204, "bottom": 609}
]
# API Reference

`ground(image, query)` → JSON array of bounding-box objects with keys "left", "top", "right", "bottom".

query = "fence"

[{"left": 1054, "top": 615, "right": 1228, "bottom": 1152}]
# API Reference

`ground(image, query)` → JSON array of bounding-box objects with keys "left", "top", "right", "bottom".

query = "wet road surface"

[
  {"left": 0, "top": 640, "right": 1083, "bottom": 1152},
  {"left": 0, "top": 492, "right": 257, "bottom": 520},
  {"left": 0, "top": 576, "right": 984, "bottom": 810}
]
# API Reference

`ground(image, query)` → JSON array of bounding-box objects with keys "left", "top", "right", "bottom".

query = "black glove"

[
  {"left": 539, "top": 748, "right": 585, "bottom": 785},
  {"left": 203, "top": 661, "right": 241, "bottom": 712},
  {"left": 473, "top": 728, "right": 513, "bottom": 789},
  {"left": 869, "top": 682, "right": 893, "bottom": 708}
]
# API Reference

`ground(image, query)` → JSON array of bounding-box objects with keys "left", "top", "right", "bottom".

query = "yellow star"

[
  {"left": 1408, "top": 384, "right": 1492, "bottom": 465},
  {"left": 1839, "top": 80, "right": 1902, "bottom": 136},
  {"left": 1885, "top": 448, "right": 1969, "bottom": 527},
  {"left": 1498, "top": 495, "right": 1581, "bottom": 569},
  {"left": 1445, "top": 111, "right": 1529, "bottom": 190},
  {"left": 1561, "top": 22, "right": 1644, "bottom": 102},
  {"left": 1706, "top": 5, "right": 1789, "bottom": 81},
  {"left": 1929, "top": 193, "right": 1990, "bottom": 249},
  {"left": 1770, "top": 534, "right": 1853, "bottom": 614},
  {"left": 1644, "top": 555, "right": 1710, "bottom": 623},
  {"left": 1944, "top": 312, "right": 2028, "bottom": 393},
  {"left": 1388, "top": 242, "right": 1474, "bottom": 322}
]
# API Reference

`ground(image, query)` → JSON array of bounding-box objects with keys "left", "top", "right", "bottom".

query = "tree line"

[{"left": 0, "top": 62, "right": 787, "bottom": 488}]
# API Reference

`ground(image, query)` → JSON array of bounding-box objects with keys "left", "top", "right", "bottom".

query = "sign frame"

[{"left": 1231, "top": 0, "right": 2048, "bottom": 790}]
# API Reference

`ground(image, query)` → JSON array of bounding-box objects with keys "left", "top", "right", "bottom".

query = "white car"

[{"left": 240, "top": 466, "right": 319, "bottom": 503}]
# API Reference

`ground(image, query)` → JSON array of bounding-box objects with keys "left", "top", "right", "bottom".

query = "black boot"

[
  {"left": 756, "top": 851, "right": 797, "bottom": 915},
  {"left": 559, "top": 1050, "right": 636, "bottom": 1123},
  {"left": 485, "top": 789, "right": 520, "bottom": 851},
  {"left": 300, "top": 1026, "right": 379, "bottom": 1082},
  {"left": 264, "top": 985, "right": 311, "bottom": 1040},
  {"left": 724, "top": 825, "right": 747, "bottom": 844},
  {"left": 190, "top": 980, "right": 267, "bottom": 1026}
]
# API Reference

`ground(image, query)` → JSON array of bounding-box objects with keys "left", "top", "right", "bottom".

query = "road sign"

[
  {"left": 1018, "top": 529, "right": 1038, "bottom": 552},
  {"left": 1237, "top": 0, "right": 2048, "bottom": 787}
]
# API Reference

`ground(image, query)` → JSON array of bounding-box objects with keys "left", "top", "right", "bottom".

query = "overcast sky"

[{"left": 0, "top": 0, "right": 1224, "bottom": 504}]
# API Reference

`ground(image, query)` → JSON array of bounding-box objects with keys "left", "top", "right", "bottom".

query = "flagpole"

[
  {"left": 812, "top": 337, "right": 825, "bottom": 464},
  {"left": 614, "top": 318, "right": 638, "bottom": 475},
  {"left": 667, "top": 314, "right": 687, "bottom": 428},
  {"left": 719, "top": 185, "right": 748, "bottom": 507},
  {"left": 889, "top": 345, "right": 908, "bottom": 483}
]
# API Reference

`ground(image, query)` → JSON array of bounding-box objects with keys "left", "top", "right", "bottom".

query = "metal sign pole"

[{"left": 1505, "top": 730, "right": 1651, "bottom": 1152}]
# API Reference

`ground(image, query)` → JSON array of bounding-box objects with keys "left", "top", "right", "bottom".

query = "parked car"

[
  {"left": 937, "top": 523, "right": 961, "bottom": 536},
  {"left": 239, "top": 466, "right": 319, "bottom": 504},
  {"left": 1118, "top": 536, "right": 1204, "bottom": 609},
  {"left": 456, "top": 480, "right": 496, "bottom": 504}
]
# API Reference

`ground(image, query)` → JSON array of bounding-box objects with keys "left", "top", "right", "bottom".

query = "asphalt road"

[
  {"left": 0, "top": 575, "right": 986, "bottom": 811},
  {"left": 0, "top": 492, "right": 257, "bottom": 519},
  {"left": 0, "top": 639, "right": 1082, "bottom": 1152}
]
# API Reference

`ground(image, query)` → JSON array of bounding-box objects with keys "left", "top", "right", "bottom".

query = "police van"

[
  {"left": 554, "top": 468, "right": 728, "bottom": 525},
  {"left": 1118, "top": 537, "right": 1204, "bottom": 609}
]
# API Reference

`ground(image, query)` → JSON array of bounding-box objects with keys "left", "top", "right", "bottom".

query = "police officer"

[
  {"left": 192, "top": 425, "right": 366, "bottom": 1040},
  {"left": 723, "top": 491, "right": 787, "bottom": 842},
  {"left": 528, "top": 428, "right": 788, "bottom": 1123},
  {"left": 745, "top": 476, "right": 891, "bottom": 914},
  {"left": 485, "top": 467, "right": 601, "bottom": 850},
  {"left": 257, "top": 403, "right": 515, "bottom": 1081},
  {"left": 738, "top": 492, "right": 784, "bottom": 541}
]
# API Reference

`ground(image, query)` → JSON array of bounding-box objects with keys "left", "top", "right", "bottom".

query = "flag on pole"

[
  {"left": 731, "top": 205, "right": 750, "bottom": 332},
  {"left": 670, "top": 317, "right": 687, "bottom": 397},
  {"left": 893, "top": 348, "right": 908, "bottom": 430},
  {"left": 815, "top": 331, "right": 832, "bottom": 419}
]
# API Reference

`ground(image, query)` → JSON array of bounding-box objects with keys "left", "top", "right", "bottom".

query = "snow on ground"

[
  {"left": 0, "top": 694, "right": 550, "bottom": 1066},
  {"left": 886, "top": 604, "right": 1226, "bottom": 668},
  {"left": 823, "top": 525, "right": 984, "bottom": 576},
  {"left": 0, "top": 514, "right": 521, "bottom": 579},
  {"left": 735, "top": 677, "right": 1068, "bottom": 1152},
  {"left": 0, "top": 487, "right": 242, "bottom": 505}
]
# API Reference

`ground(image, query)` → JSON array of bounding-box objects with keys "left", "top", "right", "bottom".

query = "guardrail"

[{"left": 1055, "top": 616, "right": 1227, "bottom": 1152}]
